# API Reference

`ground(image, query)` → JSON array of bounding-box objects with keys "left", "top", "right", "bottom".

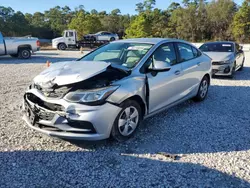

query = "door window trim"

[
  {"left": 174, "top": 42, "right": 202, "bottom": 63},
  {"left": 140, "top": 42, "right": 179, "bottom": 73}
]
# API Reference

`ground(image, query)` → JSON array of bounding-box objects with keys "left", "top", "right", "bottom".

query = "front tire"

[
  {"left": 193, "top": 76, "right": 209, "bottom": 102},
  {"left": 238, "top": 58, "right": 245, "bottom": 71},
  {"left": 58, "top": 43, "right": 67, "bottom": 50},
  {"left": 18, "top": 48, "right": 31, "bottom": 59},
  {"left": 229, "top": 62, "right": 236, "bottom": 78},
  {"left": 111, "top": 100, "right": 142, "bottom": 142},
  {"left": 110, "top": 37, "right": 115, "bottom": 41}
]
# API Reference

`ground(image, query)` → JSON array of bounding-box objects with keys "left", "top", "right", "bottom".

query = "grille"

[
  {"left": 26, "top": 93, "right": 65, "bottom": 111},
  {"left": 212, "top": 61, "right": 223, "bottom": 65},
  {"left": 37, "top": 111, "right": 55, "bottom": 121}
]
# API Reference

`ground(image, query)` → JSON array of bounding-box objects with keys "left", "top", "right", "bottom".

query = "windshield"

[
  {"left": 80, "top": 42, "right": 153, "bottom": 69},
  {"left": 199, "top": 43, "right": 234, "bottom": 52}
]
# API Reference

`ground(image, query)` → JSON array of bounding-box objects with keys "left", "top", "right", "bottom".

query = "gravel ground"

[{"left": 0, "top": 50, "right": 250, "bottom": 188}]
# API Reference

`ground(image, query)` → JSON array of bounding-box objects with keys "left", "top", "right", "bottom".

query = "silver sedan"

[
  {"left": 22, "top": 38, "right": 211, "bottom": 141},
  {"left": 199, "top": 41, "right": 245, "bottom": 78}
]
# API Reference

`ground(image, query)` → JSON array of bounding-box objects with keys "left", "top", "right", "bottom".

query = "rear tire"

[
  {"left": 110, "top": 37, "right": 115, "bottom": 41},
  {"left": 193, "top": 76, "right": 209, "bottom": 102},
  {"left": 111, "top": 100, "right": 142, "bottom": 142},
  {"left": 58, "top": 43, "right": 67, "bottom": 51},
  {"left": 18, "top": 48, "right": 31, "bottom": 59}
]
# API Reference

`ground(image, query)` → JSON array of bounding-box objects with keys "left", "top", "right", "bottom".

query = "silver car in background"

[
  {"left": 84, "top": 31, "right": 119, "bottom": 41},
  {"left": 23, "top": 38, "right": 211, "bottom": 141},
  {"left": 199, "top": 41, "right": 245, "bottom": 78}
]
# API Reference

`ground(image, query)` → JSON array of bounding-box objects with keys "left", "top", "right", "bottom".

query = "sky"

[{"left": 0, "top": 0, "right": 245, "bottom": 15}]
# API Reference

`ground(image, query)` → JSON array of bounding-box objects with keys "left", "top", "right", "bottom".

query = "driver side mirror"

[{"left": 148, "top": 59, "right": 171, "bottom": 72}]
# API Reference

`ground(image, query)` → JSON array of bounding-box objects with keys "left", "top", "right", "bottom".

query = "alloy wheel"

[
  {"left": 200, "top": 79, "right": 208, "bottom": 98},
  {"left": 118, "top": 106, "right": 139, "bottom": 136}
]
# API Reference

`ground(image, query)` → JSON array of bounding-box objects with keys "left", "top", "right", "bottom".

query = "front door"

[
  {"left": 65, "top": 31, "right": 76, "bottom": 46},
  {"left": 147, "top": 43, "right": 184, "bottom": 113}
]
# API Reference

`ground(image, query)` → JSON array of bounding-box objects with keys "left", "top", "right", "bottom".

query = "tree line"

[{"left": 0, "top": 0, "right": 250, "bottom": 42}]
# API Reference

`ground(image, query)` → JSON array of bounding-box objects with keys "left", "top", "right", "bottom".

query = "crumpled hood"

[
  {"left": 33, "top": 61, "right": 111, "bottom": 88},
  {"left": 203, "top": 52, "right": 234, "bottom": 61}
]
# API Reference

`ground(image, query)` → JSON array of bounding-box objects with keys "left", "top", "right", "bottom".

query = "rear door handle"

[
  {"left": 175, "top": 70, "right": 181, "bottom": 75},
  {"left": 197, "top": 62, "right": 201, "bottom": 66}
]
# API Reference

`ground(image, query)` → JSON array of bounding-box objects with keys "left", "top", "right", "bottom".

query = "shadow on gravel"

[
  {"left": 0, "top": 56, "right": 78, "bottom": 64},
  {"left": 0, "top": 150, "right": 249, "bottom": 187}
]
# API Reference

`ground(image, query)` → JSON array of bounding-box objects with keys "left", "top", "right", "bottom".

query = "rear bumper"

[{"left": 22, "top": 90, "right": 122, "bottom": 140}]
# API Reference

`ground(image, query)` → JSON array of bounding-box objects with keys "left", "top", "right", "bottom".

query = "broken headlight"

[{"left": 64, "top": 86, "right": 119, "bottom": 104}]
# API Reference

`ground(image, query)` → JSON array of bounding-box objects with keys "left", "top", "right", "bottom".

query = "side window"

[
  {"left": 177, "top": 43, "right": 195, "bottom": 62},
  {"left": 152, "top": 43, "right": 177, "bottom": 66},
  {"left": 66, "top": 32, "right": 74, "bottom": 37},
  {"left": 192, "top": 47, "right": 200, "bottom": 58}
]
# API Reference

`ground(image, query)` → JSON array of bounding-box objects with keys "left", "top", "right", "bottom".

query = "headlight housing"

[
  {"left": 64, "top": 86, "right": 119, "bottom": 105},
  {"left": 223, "top": 59, "right": 233, "bottom": 64}
]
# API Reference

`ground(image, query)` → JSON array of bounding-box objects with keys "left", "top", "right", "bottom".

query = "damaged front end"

[{"left": 22, "top": 64, "right": 129, "bottom": 140}]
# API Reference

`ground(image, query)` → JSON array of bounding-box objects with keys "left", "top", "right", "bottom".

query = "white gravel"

[{"left": 0, "top": 50, "right": 250, "bottom": 187}]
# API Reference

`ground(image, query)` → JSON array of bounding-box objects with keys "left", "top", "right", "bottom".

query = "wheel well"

[
  {"left": 57, "top": 43, "right": 66, "bottom": 48},
  {"left": 124, "top": 95, "right": 146, "bottom": 117},
  {"left": 18, "top": 45, "right": 31, "bottom": 51},
  {"left": 204, "top": 73, "right": 210, "bottom": 85}
]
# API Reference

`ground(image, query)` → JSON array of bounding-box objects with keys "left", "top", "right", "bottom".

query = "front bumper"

[
  {"left": 212, "top": 63, "right": 233, "bottom": 76},
  {"left": 52, "top": 42, "right": 58, "bottom": 49},
  {"left": 22, "top": 89, "right": 122, "bottom": 140}
]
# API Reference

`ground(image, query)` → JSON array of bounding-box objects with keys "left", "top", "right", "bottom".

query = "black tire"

[
  {"left": 110, "top": 37, "right": 115, "bottom": 41},
  {"left": 18, "top": 48, "right": 31, "bottom": 59},
  {"left": 228, "top": 62, "right": 236, "bottom": 78},
  {"left": 111, "top": 100, "right": 142, "bottom": 142},
  {"left": 58, "top": 43, "right": 67, "bottom": 50},
  {"left": 238, "top": 58, "right": 245, "bottom": 71},
  {"left": 193, "top": 75, "right": 209, "bottom": 102},
  {"left": 10, "top": 54, "right": 18, "bottom": 58}
]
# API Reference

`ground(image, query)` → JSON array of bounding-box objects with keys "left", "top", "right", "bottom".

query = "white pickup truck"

[{"left": 0, "top": 32, "right": 40, "bottom": 59}]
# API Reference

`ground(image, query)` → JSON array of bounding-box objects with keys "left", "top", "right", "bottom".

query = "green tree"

[
  {"left": 232, "top": 0, "right": 250, "bottom": 42},
  {"left": 207, "top": 0, "right": 237, "bottom": 40},
  {"left": 125, "top": 13, "right": 151, "bottom": 38},
  {"left": 69, "top": 11, "right": 102, "bottom": 38}
]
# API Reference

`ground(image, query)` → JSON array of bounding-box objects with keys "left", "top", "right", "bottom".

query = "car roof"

[
  {"left": 203, "top": 41, "right": 235, "bottom": 45},
  {"left": 113, "top": 38, "right": 188, "bottom": 45}
]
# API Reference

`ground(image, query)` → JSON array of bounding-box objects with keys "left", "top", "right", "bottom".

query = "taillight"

[{"left": 36, "top": 40, "right": 40, "bottom": 47}]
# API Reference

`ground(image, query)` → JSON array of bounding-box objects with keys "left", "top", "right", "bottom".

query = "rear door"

[
  {"left": 0, "top": 32, "right": 5, "bottom": 55},
  {"left": 175, "top": 42, "right": 203, "bottom": 97},
  {"left": 147, "top": 42, "right": 184, "bottom": 113}
]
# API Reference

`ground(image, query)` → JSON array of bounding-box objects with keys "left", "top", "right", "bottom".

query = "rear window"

[{"left": 199, "top": 43, "right": 234, "bottom": 52}]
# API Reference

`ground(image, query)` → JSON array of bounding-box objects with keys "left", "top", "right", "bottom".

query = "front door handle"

[
  {"left": 175, "top": 70, "right": 181, "bottom": 75},
  {"left": 197, "top": 62, "right": 201, "bottom": 66}
]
